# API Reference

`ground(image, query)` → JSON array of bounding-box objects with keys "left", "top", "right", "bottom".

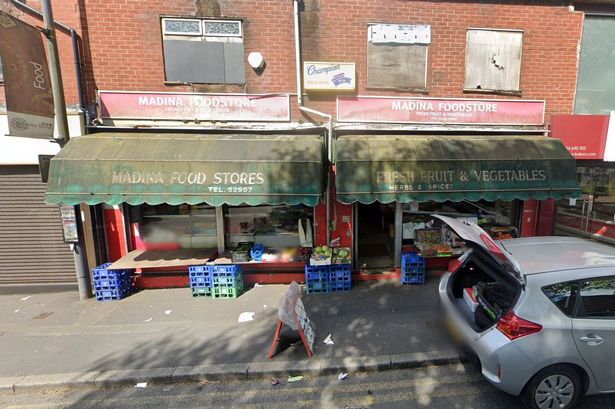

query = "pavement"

[{"left": 0, "top": 279, "right": 460, "bottom": 392}]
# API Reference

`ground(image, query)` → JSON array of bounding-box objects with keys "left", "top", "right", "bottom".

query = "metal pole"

[{"left": 41, "top": 0, "right": 91, "bottom": 299}]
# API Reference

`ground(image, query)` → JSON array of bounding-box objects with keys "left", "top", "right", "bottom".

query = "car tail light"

[
  {"left": 496, "top": 311, "right": 542, "bottom": 340},
  {"left": 448, "top": 258, "right": 461, "bottom": 273}
]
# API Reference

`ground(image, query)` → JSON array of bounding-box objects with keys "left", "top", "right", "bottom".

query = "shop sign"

[
  {"left": 59, "top": 205, "right": 78, "bottom": 243},
  {"left": 303, "top": 62, "right": 356, "bottom": 91},
  {"left": 550, "top": 115, "right": 609, "bottom": 159},
  {"left": 0, "top": 11, "right": 54, "bottom": 139},
  {"left": 337, "top": 96, "right": 545, "bottom": 125},
  {"left": 374, "top": 165, "right": 550, "bottom": 194},
  {"left": 98, "top": 91, "right": 290, "bottom": 122}
]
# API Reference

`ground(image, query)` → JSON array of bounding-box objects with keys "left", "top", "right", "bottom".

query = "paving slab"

[
  {"left": 94, "top": 367, "right": 175, "bottom": 387},
  {"left": 172, "top": 363, "right": 250, "bottom": 382}
]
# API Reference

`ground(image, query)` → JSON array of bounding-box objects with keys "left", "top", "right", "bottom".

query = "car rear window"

[
  {"left": 578, "top": 277, "right": 615, "bottom": 318},
  {"left": 542, "top": 282, "right": 577, "bottom": 317}
]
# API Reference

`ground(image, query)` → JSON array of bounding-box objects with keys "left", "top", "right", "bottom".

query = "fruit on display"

[{"left": 332, "top": 247, "right": 351, "bottom": 264}]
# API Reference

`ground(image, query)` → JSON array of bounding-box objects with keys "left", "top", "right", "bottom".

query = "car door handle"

[{"left": 580, "top": 335, "right": 604, "bottom": 346}]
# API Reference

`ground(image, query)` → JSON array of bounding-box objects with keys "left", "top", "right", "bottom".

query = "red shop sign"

[
  {"left": 99, "top": 91, "right": 291, "bottom": 122},
  {"left": 337, "top": 96, "right": 545, "bottom": 126},
  {"left": 550, "top": 115, "right": 609, "bottom": 160}
]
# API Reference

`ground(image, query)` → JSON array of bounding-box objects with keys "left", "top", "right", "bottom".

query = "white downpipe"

[{"left": 292, "top": 0, "right": 332, "bottom": 246}]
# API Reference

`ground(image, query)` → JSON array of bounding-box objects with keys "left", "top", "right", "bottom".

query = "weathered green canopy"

[
  {"left": 335, "top": 135, "right": 581, "bottom": 204},
  {"left": 45, "top": 133, "right": 324, "bottom": 206}
]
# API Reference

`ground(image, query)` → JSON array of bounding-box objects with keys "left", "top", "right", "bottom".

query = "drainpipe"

[
  {"left": 10, "top": 0, "right": 86, "bottom": 117},
  {"left": 292, "top": 0, "right": 333, "bottom": 246}
]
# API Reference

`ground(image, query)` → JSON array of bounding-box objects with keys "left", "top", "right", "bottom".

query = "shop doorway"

[
  {"left": 555, "top": 165, "right": 615, "bottom": 245},
  {"left": 356, "top": 203, "right": 396, "bottom": 269}
]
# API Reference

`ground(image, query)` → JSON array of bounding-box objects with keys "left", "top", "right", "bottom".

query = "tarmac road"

[{"left": 2, "top": 363, "right": 614, "bottom": 409}]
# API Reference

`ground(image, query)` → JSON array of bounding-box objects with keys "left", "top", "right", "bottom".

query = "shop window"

[
  {"left": 401, "top": 200, "right": 520, "bottom": 256},
  {"left": 139, "top": 204, "right": 217, "bottom": 249},
  {"left": 574, "top": 15, "right": 615, "bottom": 114},
  {"left": 367, "top": 23, "right": 430, "bottom": 91},
  {"left": 578, "top": 277, "right": 615, "bottom": 318},
  {"left": 223, "top": 205, "right": 313, "bottom": 249},
  {"left": 161, "top": 17, "right": 245, "bottom": 84},
  {"left": 464, "top": 28, "right": 523, "bottom": 93}
]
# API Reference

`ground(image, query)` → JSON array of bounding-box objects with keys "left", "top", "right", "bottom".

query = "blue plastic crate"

[
  {"left": 92, "top": 267, "right": 130, "bottom": 281},
  {"left": 329, "top": 279, "right": 351, "bottom": 292},
  {"left": 189, "top": 276, "right": 212, "bottom": 288},
  {"left": 330, "top": 264, "right": 351, "bottom": 280},
  {"left": 188, "top": 265, "right": 211, "bottom": 275},
  {"left": 401, "top": 253, "right": 425, "bottom": 270},
  {"left": 93, "top": 269, "right": 131, "bottom": 288},
  {"left": 93, "top": 279, "right": 131, "bottom": 292},
  {"left": 305, "top": 264, "right": 330, "bottom": 281},
  {"left": 211, "top": 265, "right": 241, "bottom": 276},
  {"left": 94, "top": 287, "right": 131, "bottom": 301},
  {"left": 306, "top": 279, "right": 329, "bottom": 294},
  {"left": 401, "top": 271, "right": 426, "bottom": 285}
]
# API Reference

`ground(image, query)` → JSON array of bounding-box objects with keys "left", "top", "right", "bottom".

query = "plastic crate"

[
  {"left": 94, "top": 287, "right": 131, "bottom": 301},
  {"left": 329, "top": 279, "right": 351, "bottom": 292},
  {"left": 212, "top": 272, "right": 243, "bottom": 287},
  {"left": 92, "top": 267, "right": 130, "bottom": 282},
  {"left": 401, "top": 270, "right": 426, "bottom": 285},
  {"left": 189, "top": 276, "right": 212, "bottom": 288},
  {"left": 305, "top": 264, "right": 330, "bottom": 281},
  {"left": 401, "top": 253, "right": 425, "bottom": 270},
  {"left": 329, "top": 264, "right": 351, "bottom": 280},
  {"left": 191, "top": 287, "right": 212, "bottom": 297},
  {"left": 188, "top": 265, "right": 211, "bottom": 274},
  {"left": 306, "top": 279, "right": 329, "bottom": 294},
  {"left": 211, "top": 283, "right": 243, "bottom": 299},
  {"left": 211, "top": 264, "right": 241, "bottom": 276}
]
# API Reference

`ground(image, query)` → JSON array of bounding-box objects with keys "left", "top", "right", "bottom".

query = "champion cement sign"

[
  {"left": 99, "top": 91, "right": 290, "bottom": 122},
  {"left": 303, "top": 62, "right": 356, "bottom": 91},
  {"left": 337, "top": 96, "right": 545, "bottom": 125}
]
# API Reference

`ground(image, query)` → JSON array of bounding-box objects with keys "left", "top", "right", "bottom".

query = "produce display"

[
  {"left": 331, "top": 247, "right": 351, "bottom": 264},
  {"left": 310, "top": 245, "right": 332, "bottom": 265}
]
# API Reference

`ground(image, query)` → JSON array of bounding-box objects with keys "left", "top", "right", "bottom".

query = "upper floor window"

[
  {"left": 574, "top": 15, "right": 615, "bottom": 114},
  {"left": 366, "top": 23, "right": 430, "bottom": 91},
  {"left": 161, "top": 17, "right": 245, "bottom": 85},
  {"left": 464, "top": 28, "right": 523, "bottom": 93}
]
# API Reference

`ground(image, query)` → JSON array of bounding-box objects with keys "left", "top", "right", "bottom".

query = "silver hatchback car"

[{"left": 437, "top": 215, "right": 615, "bottom": 409}]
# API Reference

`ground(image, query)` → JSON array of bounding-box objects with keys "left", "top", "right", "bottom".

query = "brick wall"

[{"left": 2, "top": 0, "right": 585, "bottom": 124}]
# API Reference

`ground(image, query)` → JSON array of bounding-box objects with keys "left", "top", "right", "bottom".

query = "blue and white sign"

[{"left": 303, "top": 62, "right": 356, "bottom": 91}]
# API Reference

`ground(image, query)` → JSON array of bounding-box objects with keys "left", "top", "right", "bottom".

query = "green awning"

[
  {"left": 335, "top": 135, "right": 581, "bottom": 204},
  {"left": 45, "top": 133, "right": 324, "bottom": 206}
]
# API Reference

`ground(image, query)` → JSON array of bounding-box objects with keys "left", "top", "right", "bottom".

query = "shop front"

[
  {"left": 334, "top": 97, "right": 581, "bottom": 272},
  {"left": 45, "top": 131, "right": 326, "bottom": 287}
]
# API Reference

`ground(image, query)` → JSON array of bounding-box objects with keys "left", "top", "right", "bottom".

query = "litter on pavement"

[
  {"left": 338, "top": 372, "right": 348, "bottom": 380},
  {"left": 238, "top": 312, "right": 255, "bottom": 323},
  {"left": 20, "top": 296, "right": 32, "bottom": 301},
  {"left": 134, "top": 382, "right": 147, "bottom": 388},
  {"left": 287, "top": 376, "right": 304, "bottom": 383},
  {"left": 271, "top": 378, "right": 280, "bottom": 386},
  {"left": 144, "top": 317, "right": 153, "bottom": 322},
  {"left": 323, "top": 334, "right": 334, "bottom": 345},
  {"left": 254, "top": 283, "right": 262, "bottom": 287},
  {"left": 164, "top": 310, "right": 172, "bottom": 315}
]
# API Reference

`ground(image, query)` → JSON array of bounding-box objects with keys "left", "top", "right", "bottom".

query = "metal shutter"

[{"left": 0, "top": 165, "right": 75, "bottom": 284}]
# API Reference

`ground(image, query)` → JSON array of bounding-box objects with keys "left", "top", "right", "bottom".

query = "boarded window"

[
  {"left": 161, "top": 18, "right": 245, "bottom": 84},
  {"left": 367, "top": 23, "right": 430, "bottom": 90},
  {"left": 464, "top": 29, "right": 523, "bottom": 93},
  {"left": 574, "top": 15, "right": 615, "bottom": 114}
]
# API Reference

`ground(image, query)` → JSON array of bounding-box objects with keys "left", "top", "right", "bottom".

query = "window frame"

[
  {"left": 575, "top": 275, "right": 615, "bottom": 319},
  {"left": 463, "top": 27, "right": 524, "bottom": 95},
  {"left": 541, "top": 280, "right": 580, "bottom": 318}
]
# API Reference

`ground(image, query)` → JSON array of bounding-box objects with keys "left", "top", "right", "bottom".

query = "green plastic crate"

[
  {"left": 211, "top": 283, "right": 243, "bottom": 299},
  {"left": 191, "top": 287, "right": 212, "bottom": 297}
]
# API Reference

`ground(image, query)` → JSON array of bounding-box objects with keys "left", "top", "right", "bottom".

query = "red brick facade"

[{"left": 1, "top": 0, "right": 585, "bottom": 124}]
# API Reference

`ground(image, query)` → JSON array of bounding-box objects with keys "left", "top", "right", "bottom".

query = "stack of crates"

[
  {"left": 329, "top": 264, "right": 352, "bottom": 292},
  {"left": 189, "top": 264, "right": 244, "bottom": 299},
  {"left": 304, "top": 264, "right": 329, "bottom": 294},
  {"left": 189, "top": 265, "right": 212, "bottom": 297},
  {"left": 92, "top": 263, "right": 132, "bottom": 301},
  {"left": 210, "top": 265, "right": 244, "bottom": 299},
  {"left": 401, "top": 252, "right": 426, "bottom": 285}
]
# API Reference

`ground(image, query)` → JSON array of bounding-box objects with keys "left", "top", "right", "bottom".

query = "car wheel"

[{"left": 521, "top": 365, "right": 582, "bottom": 409}]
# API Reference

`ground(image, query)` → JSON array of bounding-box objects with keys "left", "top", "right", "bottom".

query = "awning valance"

[
  {"left": 45, "top": 133, "right": 324, "bottom": 206},
  {"left": 335, "top": 135, "right": 581, "bottom": 204}
]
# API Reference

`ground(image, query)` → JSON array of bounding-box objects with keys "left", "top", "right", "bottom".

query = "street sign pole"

[{"left": 41, "top": 0, "right": 91, "bottom": 300}]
